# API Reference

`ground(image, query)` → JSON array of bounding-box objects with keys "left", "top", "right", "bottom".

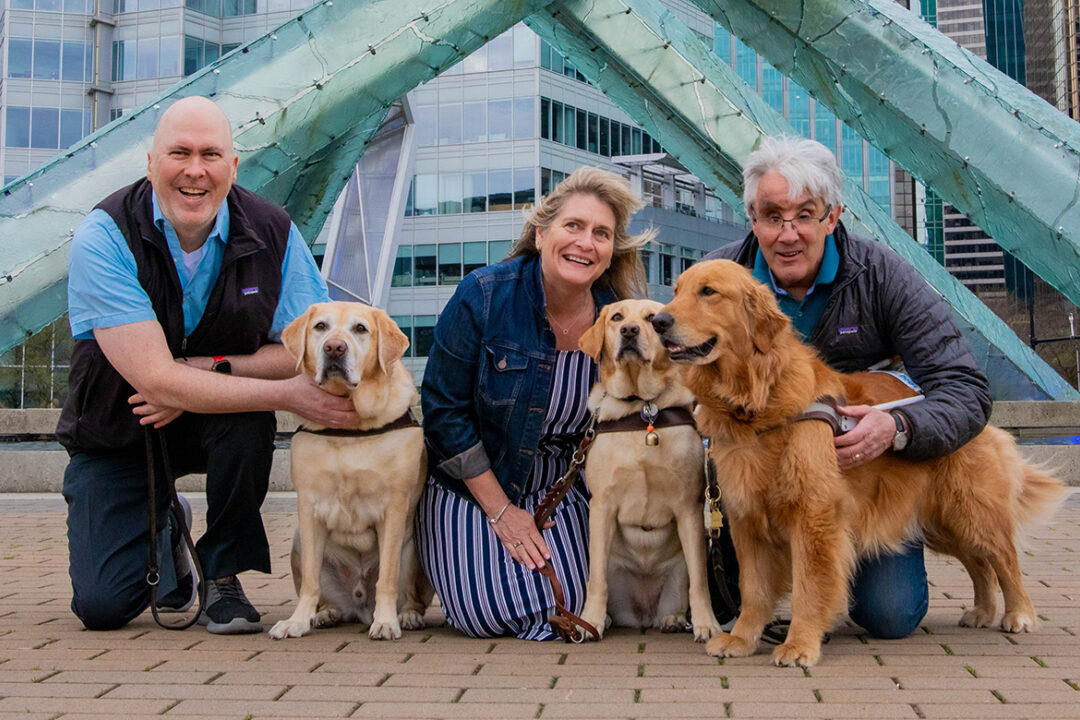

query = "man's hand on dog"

[
  {"left": 834, "top": 405, "right": 895, "bottom": 470},
  {"left": 492, "top": 506, "right": 554, "bottom": 571},
  {"left": 283, "top": 375, "right": 360, "bottom": 428}
]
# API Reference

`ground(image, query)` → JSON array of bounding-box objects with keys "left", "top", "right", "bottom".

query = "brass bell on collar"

[{"left": 645, "top": 430, "right": 660, "bottom": 446}]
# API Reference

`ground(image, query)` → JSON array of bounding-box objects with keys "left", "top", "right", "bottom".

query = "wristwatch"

[
  {"left": 890, "top": 410, "right": 909, "bottom": 451},
  {"left": 210, "top": 355, "right": 232, "bottom": 374}
]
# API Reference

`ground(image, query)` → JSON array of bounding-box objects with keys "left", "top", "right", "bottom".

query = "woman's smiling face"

[{"left": 535, "top": 192, "right": 616, "bottom": 294}]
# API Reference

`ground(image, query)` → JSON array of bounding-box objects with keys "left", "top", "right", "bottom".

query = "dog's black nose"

[
  {"left": 620, "top": 323, "right": 639, "bottom": 338},
  {"left": 651, "top": 312, "right": 674, "bottom": 335},
  {"left": 323, "top": 338, "right": 347, "bottom": 358}
]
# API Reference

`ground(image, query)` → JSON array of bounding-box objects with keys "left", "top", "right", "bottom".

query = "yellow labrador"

[
  {"left": 577, "top": 299, "right": 721, "bottom": 641},
  {"left": 270, "top": 302, "right": 432, "bottom": 640}
]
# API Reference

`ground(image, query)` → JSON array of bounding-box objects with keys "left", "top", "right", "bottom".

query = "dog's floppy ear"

[
  {"left": 578, "top": 305, "right": 609, "bottom": 362},
  {"left": 746, "top": 283, "right": 788, "bottom": 355},
  {"left": 281, "top": 305, "right": 317, "bottom": 372},
  {"left": 373, "top": 309, "right": 410, "bottom": 374}
]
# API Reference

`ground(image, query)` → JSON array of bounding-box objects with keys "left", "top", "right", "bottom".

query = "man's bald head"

[
  {"left": 147, "top": 96, "right": 239, "bottom": 249},
  {"left": 151, "top": 96, "right": 234, "bottom": 156}
]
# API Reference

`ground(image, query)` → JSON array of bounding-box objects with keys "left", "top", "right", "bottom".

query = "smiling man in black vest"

[{"left": 57, "top": 96, "right": 359, "bottom": 634}]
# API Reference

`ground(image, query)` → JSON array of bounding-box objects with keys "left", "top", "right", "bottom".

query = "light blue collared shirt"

[
  {"left": 68, "top": 190, "right": 328, "bottom": 342},
  {"left": 752, "top": 233, "right": 840, "bottom": 340}
]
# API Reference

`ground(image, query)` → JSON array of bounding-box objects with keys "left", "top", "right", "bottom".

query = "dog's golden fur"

[
  {"left": 656, "top": 260, "right": 1066, "bottom": 667},
  {"left": 269, "top": 302, "right": 432, "bottom": 641},
  {"left": 577, "top": 299, "right": 721, "bottom": 641}
]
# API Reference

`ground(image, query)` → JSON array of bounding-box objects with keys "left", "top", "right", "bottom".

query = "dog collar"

[
  {"left": 296, "top": 409, "right": 419, "bottom": 437},
  {"left": 595, "top": 406, "right": 696, "bottom": 435}
]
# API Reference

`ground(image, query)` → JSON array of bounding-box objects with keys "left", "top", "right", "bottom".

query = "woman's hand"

[{"left": 491, "top": 504, "right": 554, "bottom": 570}]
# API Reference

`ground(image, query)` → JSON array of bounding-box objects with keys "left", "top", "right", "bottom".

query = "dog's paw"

[
  {"left": 578, "top": 611, "right": 607, "bottom": 640},
  {"left": 692, "top": 618, "right": 722, "bottom": 643},
  {"left": 1001, "top": 611, "right": 1037, "bottom": 633},
  {"left": 705, "top": 632, "right": 756, "bottom": 658},
  {"left": 659, "top": 613, "right": 687, "bottom": 633},
  {"left": 368, "top": 618, "right": 403, "bottom": 640},
  {"left": 313, "top": 607, "right": 341, "bottom": 628},
  {"left": 772, "top": 641, "right": 820, "bottom": 668},
  {"left": 269, "top": 616, "right": 313, "bottom": 639},
  {"left": 398, "top": 609, "right": 425, "bottom": 631},
  {"left": 959, "top": 607, "right": 995, "bottom": 628}
]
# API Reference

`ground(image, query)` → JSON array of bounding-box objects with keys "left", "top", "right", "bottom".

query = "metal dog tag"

[{"left": 641, "top": 402, "right": 659, "bottom": 446}]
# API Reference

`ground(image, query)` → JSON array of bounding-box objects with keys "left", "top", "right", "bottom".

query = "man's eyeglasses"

[{"left": 750, "top": 205, "right": 832, "bottom": 237}]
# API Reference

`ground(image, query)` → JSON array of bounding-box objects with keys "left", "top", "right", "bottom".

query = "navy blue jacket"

[{"left": 422, "top": 254, "right": 618, "bottom": 505}]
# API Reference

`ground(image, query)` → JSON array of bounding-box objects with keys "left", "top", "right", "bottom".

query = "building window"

[
  {"left": 438, "top": 243, "right": 462, "bottom": 285},
  {"left": 488, "top": 240, "right": 512, "bottom": 264},
  {"left": 437, "top": 103, "right": 461, "bottom": 146},
  {"left": 414, "top": 244, "right": 437, "bottom": 286},
  {"left": 186, "top": 0, "right": 256, "bottom": 17},
  {"left": 5, "top": 107, "right": 31, "bottom": 148},
  {"left": 464, "top": 172, "right": 486, "bottom": 213},
  {"left": 488, "top": 169, "right": 512, "bottom": 211},
  {"left": 413, "top": 316, "right": 436, "bottom": 357},
  {"left": 30, "top": 107, "right": 60, "bottom": 149},
  {"left": 412, "top": 174, "right": 437, "bottom": 216},
  {"left": 488, "top": 99, "right": 512, "bottom": 142},
  {"left": 513, "top": 97, "right": 534, "bottom": 140},
  {"left": 438, "top": 173, "right": 462, "bottom": 215},
  {"left": 184, "top": 35, "right": 220, "bottom": 76},
  {"left": 463, "top": 101, "right": 486, "bottom": 143},
  {"left": 392, "top": 245, "right": 412, "bottom": 287},
  {"left": 33, "top": 39, "right": 61, "bottom": 80},
  {"left": 8, "top": 38, "right": 33, "bottom": 78},
  {"left": 513, "top": 168, "right": 534, "bottom": 210},
  {"left": 463, "top": 242, "right": 486, "bottom": 277}
]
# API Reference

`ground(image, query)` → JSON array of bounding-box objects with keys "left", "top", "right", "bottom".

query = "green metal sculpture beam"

[
  {"left": 693, "top": 0, "right": 1080, "bottom": 309},
  {"left": 0, "top": 0, "right": 552, "bottom": 355},
  {"left": 526, "top": 0, "right": 1077, "bottom": 400}
]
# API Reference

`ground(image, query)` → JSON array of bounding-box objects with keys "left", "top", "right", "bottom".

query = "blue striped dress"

[{"left": 415, "top": 350, "right": 595, "bottom": 640}]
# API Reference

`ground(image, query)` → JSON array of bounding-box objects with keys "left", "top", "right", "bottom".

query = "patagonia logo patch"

[
  {"left": 241, "top": 286, "right": 259, "bottom": 296},
  {"left": 837, "top": 326, "right": 859, "bottom": 335}
]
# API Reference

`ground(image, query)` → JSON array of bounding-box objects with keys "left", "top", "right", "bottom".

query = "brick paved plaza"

[{"left": 2, "top": 491, "right": 1078, "bottom": 720}]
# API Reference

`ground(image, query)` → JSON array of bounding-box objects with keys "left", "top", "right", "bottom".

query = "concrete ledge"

[{"left": 1, "top": 404, "right": 1076, "bottom": 491}]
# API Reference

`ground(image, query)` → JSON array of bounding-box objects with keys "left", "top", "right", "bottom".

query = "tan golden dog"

[
  {"left": 652, "top": 260, "right": 1066, "bottom": 667},
  {"left": 270, "top": 302, "right": 431, "bottom": 641},
  {"left": 577, "top": 299, "right": 721, "bottom": 641}
]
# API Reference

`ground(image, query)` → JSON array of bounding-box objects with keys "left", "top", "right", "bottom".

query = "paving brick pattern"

[{"left": 1, "top": 491, "right": 1078, "bottom": 720}]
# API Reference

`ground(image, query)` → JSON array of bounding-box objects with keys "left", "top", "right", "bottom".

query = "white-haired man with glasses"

[{"left": 703, "top": 134, "right": 991, "bottom": 639}]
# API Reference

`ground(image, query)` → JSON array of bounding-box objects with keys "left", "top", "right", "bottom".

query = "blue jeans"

[
  {"left": 62, "top": 411, "right": 275, "bottom": 630},
  {"left": 848, "top": 541, "right": 929, "bottom": 639}
]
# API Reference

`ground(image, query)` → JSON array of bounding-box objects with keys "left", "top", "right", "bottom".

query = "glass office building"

[{"left": 1, "top": 0, "right": 897, "bottom": 404}]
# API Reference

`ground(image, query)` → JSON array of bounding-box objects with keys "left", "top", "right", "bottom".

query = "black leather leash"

[{"left": 145, "top": 427, "right": 205, "bottom": 630}]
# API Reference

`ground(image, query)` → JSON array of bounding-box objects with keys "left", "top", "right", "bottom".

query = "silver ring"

[{"left": 513, "top": 541, "right": 522, "bottom": 548}]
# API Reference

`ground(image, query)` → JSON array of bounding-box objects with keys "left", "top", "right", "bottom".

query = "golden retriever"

[
  {"left": 652, "top": 259, "right": 1066, "bottom": 667},
  {"left": 577, "top": 299, "right": 721, "bottom": 641},
  {"left": 270, "top": 302, "right": 432, "bottom": 640}
]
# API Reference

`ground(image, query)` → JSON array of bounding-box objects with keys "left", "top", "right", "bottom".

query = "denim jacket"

[{"left": 421, "top": 254, "right": 618, "bottom": 506}]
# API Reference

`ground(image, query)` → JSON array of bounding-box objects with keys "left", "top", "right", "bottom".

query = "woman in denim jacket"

[{"left": 417, "top": 167, "right": 654, "bottom": 639}]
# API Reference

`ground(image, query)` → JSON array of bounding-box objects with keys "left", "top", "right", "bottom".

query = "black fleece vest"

[{"left": 56, "top": 178, "right": 290, "bottom": 453}]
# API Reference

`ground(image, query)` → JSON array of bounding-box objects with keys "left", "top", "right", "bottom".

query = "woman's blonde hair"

[{"left": 508, "top": 166, "right": 655, "bottom": 299}]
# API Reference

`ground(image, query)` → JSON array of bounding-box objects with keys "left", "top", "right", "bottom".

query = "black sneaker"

[
  {"left": 198, "top": 577, "right": 263, "bottom": 634},
  {"left": 155, "top": 495, "right": 197, "bottom": 613}
]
